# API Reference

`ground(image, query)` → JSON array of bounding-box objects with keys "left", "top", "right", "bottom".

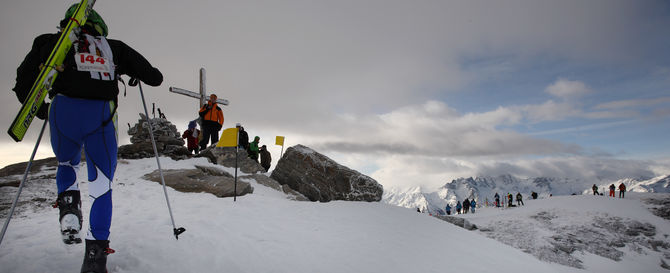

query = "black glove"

[{"left": 36, "top": 102, "right": 50, "bottom": 120}]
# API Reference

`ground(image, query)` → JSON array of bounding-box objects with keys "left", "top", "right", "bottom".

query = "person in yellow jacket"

[{"left": 199, "top": 94, "right": 224, "bottom": 150}]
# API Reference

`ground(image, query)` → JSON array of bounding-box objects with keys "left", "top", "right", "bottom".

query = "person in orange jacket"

[
  {"left": 199, "top": 94, "right": 224, "bottom": 150},
  {"left": 618, "top": 183, "right": 626, "bottom": 198}
]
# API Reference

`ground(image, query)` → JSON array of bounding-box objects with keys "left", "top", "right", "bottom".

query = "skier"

[
  {"left": 463, "top": 198, "right": 470, "bottom": 214},
  {"left": 618, "top": 183, "right": 626, "bottom": 198},
  {"left": 198, "top": 93, "right": 224, "bottom": 150},
  {"left": 508, "top": 193, "right": 513, "bottom": 207},
  {"left": 181, "top": 120, "right": 200, "bottom": 155},
  {"left": 592, "top": 184, "right": 599, "bottom": 195},
  {"left": 456, "top": 201, "right": 462, "bottom": 215},
  {"left": 470, "top": 199, "right": 476, "bottom": 213},
  {"left": 609, "top": 184, "right": 616, "bottom": 197},
  {"left": 445, "top": 204, "right": 451, "bottom": 215},
  {"left": 494, "top": 192, "right": 500, "bottom": 207},
  {"left": 531, "top": 191, "right": 538, "bottom": 199},
  {"left": 516, "top": 192, "right": 524, "bottom": 206},
  {"left": 12, "top": 4, "right": 162, "bottom": 272},
  {"left": 259, "top": 145, "right": 271, "bottom": 172}
]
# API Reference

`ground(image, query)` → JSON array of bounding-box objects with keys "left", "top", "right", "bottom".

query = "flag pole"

[{"left": 234, "top": 128, "right": 239, "bottom": 202}]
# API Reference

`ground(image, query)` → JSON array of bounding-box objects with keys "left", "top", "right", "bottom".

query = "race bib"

[{"left": 75, "top": 53, "right": 112, "bottom": 73}]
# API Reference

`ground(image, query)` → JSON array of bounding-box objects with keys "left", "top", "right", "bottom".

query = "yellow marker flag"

[
  {"left": 275, "top": 136, "right": 285, "bottom": 146},
  {"left": 216, "top": 127, "right": 239, "bottom": 147}
]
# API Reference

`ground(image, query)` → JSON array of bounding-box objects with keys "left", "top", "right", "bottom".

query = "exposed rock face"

[
  {"left": 241, "top": 174, "right": 309, "bottom": 201},
  {"left": 197, "top": 146, "right": 266, "bottom": 174},
  {"left": 0, "top": 157, "right": 58, "bottom": 177},
  {"left": 270, "top": 145, "right": 383, "bottom": 202},
  {"left": 434, "top": 215, "right": 478, "bottom": 230},
  {"left": 118, "top": 114, "right": 190, "bottom": 160},
  {"left": 142, "top": 165, "right": 253, "bottom": 198},
  {"left": 643, "top": 193, "right": 670, "bottom": 221},
  {"left": 478, "top": 210, "right": 670, "bottom": 269}
]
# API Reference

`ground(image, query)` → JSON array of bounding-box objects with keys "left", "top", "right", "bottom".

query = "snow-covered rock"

[{"left": 270, "top": 144, "right": 383, "bottom": 202}]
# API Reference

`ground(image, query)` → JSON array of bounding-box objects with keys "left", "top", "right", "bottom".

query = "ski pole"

[
  {"left": 0, "top": 118, "right": 48, "bottom": 248},
  {"left": 132, "top": 78, "right": 186, "bottom": 240}
]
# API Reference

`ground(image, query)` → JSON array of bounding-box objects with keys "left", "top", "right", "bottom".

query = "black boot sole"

[{"left": 62, "top": 228, "right": 82, "bottom": 244}]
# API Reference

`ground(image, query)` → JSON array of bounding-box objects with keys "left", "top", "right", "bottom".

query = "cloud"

[
  {"left": 545, "top": 79, "right": 593, "bottom": 99},
  {"left": 594, "top": 97, "right": 670, "bottom": 110},
  {"left": 527, "top": 120, "right": 636, "bottom": 136},
  {"left": 519, "top": 100, "right": 581, "bottom": 122},
  {"left": 367, "top": 154, "right": 665, "bottom": 190},
  {"left": 306, "top": 100, "right": 582, "bottom": 158},
  {"left": 472, "top": 156, "right": 658, "bottom": 181}
]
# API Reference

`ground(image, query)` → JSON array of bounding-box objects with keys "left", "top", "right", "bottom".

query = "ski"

[{"left": 7, "top": 0, "right": 97, "bottom": 142}]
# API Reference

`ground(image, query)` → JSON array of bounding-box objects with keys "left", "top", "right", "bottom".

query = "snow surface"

[
  {"left": 0, "top": 157, "right": 668, "bottom": 272},
  {"left": 460, "top": 193, "right": 670, "bottom": 272}
]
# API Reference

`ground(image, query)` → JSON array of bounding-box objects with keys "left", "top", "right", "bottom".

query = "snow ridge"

[{"left": 384, "top": 174, "right": 670, "bottom": 215}]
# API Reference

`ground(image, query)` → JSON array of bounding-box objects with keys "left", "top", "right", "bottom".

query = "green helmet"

[{"left": 64, "top": 4, "right": 108, "bottom": 37}]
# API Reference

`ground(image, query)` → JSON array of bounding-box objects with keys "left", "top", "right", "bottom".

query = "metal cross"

[{"left": 169, "top": 68, "right": 229, "bottom": 109}]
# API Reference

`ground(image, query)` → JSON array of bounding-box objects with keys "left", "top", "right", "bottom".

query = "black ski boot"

[
  {"left": 81, "top": 239, "right": 114, "bottom": 273},
  {"left": 55, "top": 190, "right": 83, "bottom": 244}
]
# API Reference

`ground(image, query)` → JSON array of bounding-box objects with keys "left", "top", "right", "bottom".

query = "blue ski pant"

[{"left": 49, "top": 95, "right": 117, "bottom": 241}]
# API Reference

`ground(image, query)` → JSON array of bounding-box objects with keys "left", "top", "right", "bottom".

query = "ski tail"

[{"left": 7, "top": 0, "right": 96, "bottom": 142}]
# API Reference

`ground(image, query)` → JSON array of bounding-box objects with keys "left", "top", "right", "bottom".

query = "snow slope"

[
  {"left": 0, "top": 157, "right": 667, "bottom": 272},
  {"left": 460, "top": 193, "right": 670, "bottom": 272}
]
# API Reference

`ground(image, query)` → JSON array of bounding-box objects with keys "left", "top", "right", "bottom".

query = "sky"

[{"left": 1, "top": 0, "right": 669, "bottom": 190}]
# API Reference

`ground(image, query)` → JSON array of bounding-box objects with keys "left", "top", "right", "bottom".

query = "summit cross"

[{"left": 169, "top": 68, "right": 229, "bottom": 109}]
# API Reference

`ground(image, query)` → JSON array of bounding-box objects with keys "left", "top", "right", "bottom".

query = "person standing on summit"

[
  {"left": 248, "top": 136, "right": 261, "bottom": 162},
  {"left": 618, "top": 183, "right": 627, "bottom": 198},
  {"left": 182, "top": 120, "right": 200, "bottom": 155},
  {"left": 12, "top": 4, "right": 163, "bottom": 272},
  {"left": 199, "top": 93, "right": 224, "bottom": 150}
]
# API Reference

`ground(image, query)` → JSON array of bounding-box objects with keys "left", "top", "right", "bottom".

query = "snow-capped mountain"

[
  {"left": 626, "top": 175, "right": 670, "bottom": 193},
  {"left": 384, "top": 174, "right": 670, "bottom": 215}
]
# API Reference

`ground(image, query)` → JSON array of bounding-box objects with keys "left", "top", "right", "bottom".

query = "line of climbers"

[
  {"left": 593, "top": 183, "right": 626, "bottom": 198},
  {"left": 424, "top": 183, "right": 630, "bottom": 216}
]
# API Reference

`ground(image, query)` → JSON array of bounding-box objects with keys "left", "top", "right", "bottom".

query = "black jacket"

[
  {"left": 260, "top": 149, "right": 271, "bottom": 169},
  {"left": 13, "top": 32, "right": 162, "bottom": 103},
  {"left": 239, "top": 130, "right": 249, "bottom": 149}
]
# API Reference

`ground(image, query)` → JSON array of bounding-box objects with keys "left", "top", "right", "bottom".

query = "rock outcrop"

[
  {"left": 197, "top": 146, "right": 266, "bottom": 174},
  {"left": 142, "top": 165, "right": 254, "bottom": 198},
  {"left": 270, "top": 145, "right": 383, "bottom": 202},
  {"left": 118, "top": 114, "right": 190, "bottom": 160},
  {"left": 434, "top": 215, "right": 478, "bottom": 230}
]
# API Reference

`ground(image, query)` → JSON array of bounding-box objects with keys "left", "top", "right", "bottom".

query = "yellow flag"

[
  {"left": 275, "top": 136, "right": 285, "bottom": 146},
  {"left": 216, "top": 127, "right": 239, "bottom": 147}
]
